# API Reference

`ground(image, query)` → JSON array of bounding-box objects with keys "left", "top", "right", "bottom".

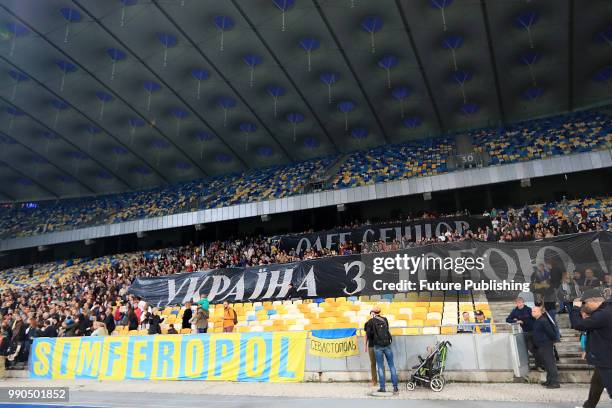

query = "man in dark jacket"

[
  {"left": 570, "top": 289, "right": 612, "bottom": 408},
  {"left": 364, "top": 305, "right": 398, "bottom": 394},
  {"left": 506, "top": 297, "right": 537, "bottom": 367},
  {"left": 23, "top": 318, "right": 41, "bottom": 362},
  {"left": 41, "top": 320, "right": 58, "bottom": 338},
  {"left": 506, "top": 297, "right": 535, "bottom": 332},
  {"left": 532, "top": 305, "right": 560, "bottom": 389}
]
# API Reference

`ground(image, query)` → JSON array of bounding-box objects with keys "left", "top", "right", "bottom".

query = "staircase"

[
  {"left": 302, "top": 153, "right": 351, "bottom": 193},
  {"left": 489, "top": 301, "right": 593, "bottom": 383}
]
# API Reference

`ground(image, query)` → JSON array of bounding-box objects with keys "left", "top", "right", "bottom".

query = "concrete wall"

[{"left": 304, "top": 333, "right": 528, "bottom": 382}]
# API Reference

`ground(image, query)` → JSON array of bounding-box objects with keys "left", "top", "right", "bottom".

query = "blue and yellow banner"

[
  {"left": 29, "top": 332, "right": 306, "bottom": 382},
  {"left": 309, "top": 328, "right": 359, "bottom": 358}
]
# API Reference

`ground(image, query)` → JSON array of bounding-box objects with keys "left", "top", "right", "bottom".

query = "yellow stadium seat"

[
  {"left": 408, "top": 319, "right": 424, "bottom": 327},
  {"left": 428, "top": 303, "right": 444, "bottom": 313}
]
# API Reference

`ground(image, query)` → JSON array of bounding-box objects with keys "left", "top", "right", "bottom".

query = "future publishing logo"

[{"left": 371, "top": 254, "right": 531, "bottom": 292}]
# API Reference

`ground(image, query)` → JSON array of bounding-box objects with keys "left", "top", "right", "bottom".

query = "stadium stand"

[
  {"left": 0, "top": 195, "right": 610, "bottom": 382},
  {"left": 330, "top": 137, "right": 454, "bottom": 189},
  {"left": 0, "top": 108, "right": 609, "bottom": 239},
  {"left": 472, "top": 109, "right": 612, "bottom": 165}
]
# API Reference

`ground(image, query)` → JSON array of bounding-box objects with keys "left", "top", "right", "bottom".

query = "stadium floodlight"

[
  {"left": 261, "top": 214, "right": 271, "bottom": 222},
  {"left": 337, "top": 204, "right": 346, "bottom": 212},
  {"left": 520, "top": 178, "right": 531, "bottom": 188},
  {"left": 423, "top": 192, "right": 432, "bottom": 200}
]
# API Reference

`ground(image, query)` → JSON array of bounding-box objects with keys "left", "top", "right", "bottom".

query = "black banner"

[
  {"left": 128, "top": 232, "right": 612, "bottom": 307},
  {"left": 278, "top": 216, "right": 492, "bottom": 254}
]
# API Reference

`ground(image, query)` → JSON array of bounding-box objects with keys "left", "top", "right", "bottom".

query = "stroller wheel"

[
  {"left": 430, "top": 375, "right": 445, "bottom": 392},
  {"left": 406, "top": 382, "right": 416, "bottom": 391}
]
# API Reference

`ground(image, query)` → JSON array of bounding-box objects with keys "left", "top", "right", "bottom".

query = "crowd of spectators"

[
  {"left": 0, "top": 107, "right": 609, "bottom": 240},
  {"left": 0, "top": 158, "right": 335, "bottom": 240},
  {"left": 0, "top": 195, "right": 611, "bottom": 368}
]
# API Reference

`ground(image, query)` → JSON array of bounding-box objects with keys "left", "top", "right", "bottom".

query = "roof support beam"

[
  {"left": 0, "top": 130, "right": 93, "bottom": 196},
  {"left": 1, "top": 4, "right": 203, "bottom": 181},
  {"left": 0, "top": 56, "right": 143, "bottom": 190},
  {"left": 149, "top": 0, "right": 293, "bottom": 162},
  {"left": 0, "top": 159, "right": 59, "bottom": 199},
  {"left": 0, "top": 96, "right": 106, "bottom": 195},
  {"left": 229, "top": 0, "right": 340, "bottom": 153},
  {"left": 73, "top": 0, "right": 247, "bottom": 171},
  {"left": 0, "top": 180, "right": 17, "bottom": 201},
  {"left": 568, "top": 0, "right": 575, "bottom": 111},
  {"left": 0, "top": 4, "right": 171, "bottom": 186},
  {"left": 395, "top": 0, "right": 445, "bottom": 133},
  {"left": 480, "top": 0, "right": 506, "bottom": 124},
  {"left": 312, "top": 0, "right": 389, "bottom": 144}
]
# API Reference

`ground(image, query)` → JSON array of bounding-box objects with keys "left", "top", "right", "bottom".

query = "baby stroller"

[{"left": 406, "top": 341, "right": 451, "bottom": 392}]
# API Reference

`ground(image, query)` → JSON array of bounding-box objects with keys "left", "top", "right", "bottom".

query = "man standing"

[
  {"left": 532, "top": 305, "right": 560, "bottom": 389},
  {"left": 190, "top": 307, "right": 209, "bottom": 334},
  {"left": 581, "top": 269, "right": 601, "bottom": 291},
  {"left": 506, "top": 297, "right": 535, "bottom": 332},
  {"left": 222, "top": 301, "right": 237, "bottom": 333},
  {"left": 506, "top": 297, "right": 536, "bottom": 366},
  {"left": 570, "top": 289, "right": 612, "bottom": 408},
  {"left": 363, "top": 316, "right": 378, "bottom": 386},
  {"left": 364, "top": 305, "right": 398, "bottom": 394}
]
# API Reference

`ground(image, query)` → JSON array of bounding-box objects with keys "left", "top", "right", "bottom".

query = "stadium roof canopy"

[{"left": 0, "top": 0, "right": 609, "bottom": 201}]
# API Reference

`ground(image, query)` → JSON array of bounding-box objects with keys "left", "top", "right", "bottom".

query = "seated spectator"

[
  {"left": 59, "top": 316, "right": 76, "bottom": 337},
  {"left": 581, "top": 268, "right": 601, "bottom": 291},
  {"left": 167, "top": 324, "right": 178, "bottom": 335},
  {"left": 474, "top": 310, "right": 491, "bottom": 334},
  {"left": 457, "top": 311, "right": 474, "bottom": 333}
]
